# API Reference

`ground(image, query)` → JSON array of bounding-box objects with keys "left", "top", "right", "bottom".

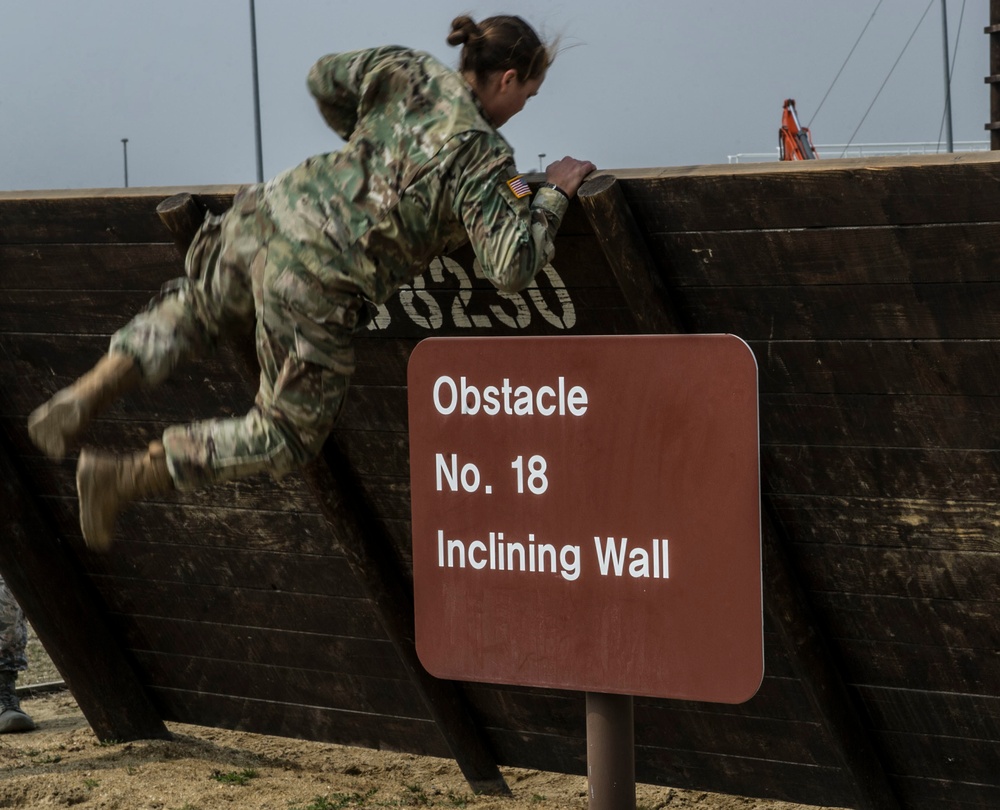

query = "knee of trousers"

[
  {"left": 109, "top": 279, "right": 218, "bottom": 386},
  {"left": 161, "top": 410, "right": 308, "bottom": 492}
]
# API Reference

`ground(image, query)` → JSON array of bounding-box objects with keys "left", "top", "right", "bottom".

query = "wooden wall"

[{"left": 1, "top": 153, "right": 998, "bottom": 810}]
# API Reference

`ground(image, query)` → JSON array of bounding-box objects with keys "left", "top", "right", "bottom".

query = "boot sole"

[
  {"left": 0, "top": 709, "right": 36, "bottom": 733},
  {"left": 27, "top": 395, "right": 85, "bottom": 460},
  {"left": 77, "top": 450, "right": 115, "bottom": 553}
]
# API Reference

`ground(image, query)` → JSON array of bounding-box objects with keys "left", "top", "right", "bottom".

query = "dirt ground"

[{"left": 2, "top": 629, "right": 846, "bottom": 810}]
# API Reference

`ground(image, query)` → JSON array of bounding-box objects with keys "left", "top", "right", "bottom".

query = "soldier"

[
  {"left": 0, "top": 576, "right": 35, "bottom": 733},
  {"left": 28, "top": 14, "right": 596, "bottom": 551}
]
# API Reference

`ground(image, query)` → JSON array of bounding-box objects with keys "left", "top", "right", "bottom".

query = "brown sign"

[{"left": 408, "top": 335, "right": 762, "bottom": 703}]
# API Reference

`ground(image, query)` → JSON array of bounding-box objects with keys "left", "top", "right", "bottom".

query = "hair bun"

[{"left": 447, "top": 15, "right": 483, "bottom": 47}]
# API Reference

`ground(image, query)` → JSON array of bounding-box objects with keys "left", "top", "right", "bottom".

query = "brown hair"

[{"left": 447, "top": 14, "right": 551, "bottom": 83}]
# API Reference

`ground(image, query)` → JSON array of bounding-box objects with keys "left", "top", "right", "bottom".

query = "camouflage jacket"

[{"left": 262, "top": 46, "right": 568, "bottom": 304}]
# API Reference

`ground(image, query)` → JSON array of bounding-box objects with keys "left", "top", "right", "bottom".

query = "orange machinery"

[{"left": 779, "top": 98, "right": 819, "bottom": 160}]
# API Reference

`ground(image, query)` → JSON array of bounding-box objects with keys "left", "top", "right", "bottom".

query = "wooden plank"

[
  {"left": 150, "top": 688, "right": 451, "bottom": 759},
  {"left": 77, "top": 538, "right": 367, "bottom": 598},
  {"left": 330, "top": 431, "right": 410, "bottom": 477},
  {"left": 466, "top": 674, "right": 818, "bottom": 730},
  {"left": 111, "top": 614, "right": 408, "bottom": 680},
  {"left": 0, "top": 243, "right": 180, "bottom": 290},
  {"left": 790, "top": 543, "right": 999, "bottom": 601},
  {"left": 751, "top": 339, "right": 1000, "bottom": 397},
  {"left": 893, "top": 775, "right": 1000, "bottom": 810},
  {"left": 13, "top": 452, "right": 319, "bottom": 514},
  {"left": 651, "top": 223, "right": 1000, "bottom": 286},
  {"left": 0, "top": 287, "right": 634, "bottom": 338},
  {"left": 483, "top": 727, "right": 857, "bottom": 809},
  {"left": 635, "top": 711, "right": 837, "bottom": 768},
  {"left": 771, "top": 494, "right": 1000, "bottom": 553},
  {"left": 834, "top": 637, "right": 998, "bottom": 694},
  {"left": 678, "top": 284, "right": 1000, "bottom": 341},
  {"left": 858, "top": 685, "right": 1000, "bottom": 740},
  {"left": 45, "top": 499, "right": 334, "bottom": 554},
  {"left": 875, "top": 730, "right": 1000, "bottom": 784},
  {"left": 90, "top": 575, "right": 386, "bottom": 639},
  {"left": 0, "top": 427, "right": 169, "bottom": 742},
  {"left": 760, "top": 393, "right": 1000, "bottom": 449},
  {"left": 813, "top": 591, "right": 1000, "bottom": 650},
  {"left": 13, "top": 329, "right": 1000, "bottom": 402},
  {"left": 133, "top": 650, "right": 424, "bottom": 718},
  {"left": 0, "top": 187, "right": 236, "bottom": 244},
  {"left": 617, "top": 154, "right": 1000, "bottom": 232},
  {"left": 110, "top": 614, "right": 408, "bottom": 681},
  {"left": 763, "top": 445, "right": 1000, "bottom": 499}
]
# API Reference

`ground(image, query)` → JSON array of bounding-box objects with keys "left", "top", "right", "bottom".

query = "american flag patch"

[{"left": 506, "top": 175, "right": 532, "bottom": 199}]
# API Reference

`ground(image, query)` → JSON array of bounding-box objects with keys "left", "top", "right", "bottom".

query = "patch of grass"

[
  {"left": 531, "top": 795, "right": 547, "bottom": 803},
  {"left": 210, "top": 767, "right": 259, "bottom": 786},
  {"left": 403, "top": 784, "right": 429, "bottom": 806},
  {"left": 83, "top": 778, "right": 99, "bottom": 789},
  {"left": 296, "top": 791, "right": 376, "bottom": 810}
]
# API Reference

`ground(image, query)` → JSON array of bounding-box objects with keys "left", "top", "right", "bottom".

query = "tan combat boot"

[
  {"left": 28, "top": 353, "right": 141, "bottom": 460},
  {"left": 76, "top": 440, "right": 174, "bottom": 553}
]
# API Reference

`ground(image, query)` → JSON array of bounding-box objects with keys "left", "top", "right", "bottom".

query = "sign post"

[
  {"left": 407, "top": 335, "right": 762, "bottom": 807},
  {"left": 587, "top": 692, "right": 635, "bottom": 809}
]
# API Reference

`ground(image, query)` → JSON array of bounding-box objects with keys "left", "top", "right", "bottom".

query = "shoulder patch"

[{"left": 506, "top": 175, "right": 532, "bottom": 199}]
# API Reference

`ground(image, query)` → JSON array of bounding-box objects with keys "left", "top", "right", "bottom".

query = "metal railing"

[{"left": 727, "top": 140, "right": 989, "bottom": 163}]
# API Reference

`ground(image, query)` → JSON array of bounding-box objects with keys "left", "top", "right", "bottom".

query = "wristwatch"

[{"left": 540, "top": 182, "right": 569, "bottom": 199}]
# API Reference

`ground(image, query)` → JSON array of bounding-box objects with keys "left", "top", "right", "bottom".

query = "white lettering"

[
  {"left": 537, "top": 386, "right": 556, "bottom": 415},
  {"left": 469, "top": 540, "right": 488, "bottom": 569},
  {"left": 528, "top": 264, "right": 577, "bottom": 330},
  {"left": 461, "top": 376, "right": 480, "bottom": 415},
  {"left": 399, "top": 275, "right": 443, "bottom": 329},
  {"left": 436, "top": 529, "right": 581, "bottom": 581},
  {"left": 595, "top": 536, "right": 628, "bottom": 576},
  {"left": 433, "top": 376, "right": 458, "bottom": 415},
  {"left": 595, "top": 537, "right": 670, "bottom": 579},
  {"left": 429, "top": 376, "right": 588, "bottom": 417}
]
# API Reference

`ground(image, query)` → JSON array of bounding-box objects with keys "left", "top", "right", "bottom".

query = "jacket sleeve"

[
  {"left": 453, "top": 137, "right": 569, "bottom": 293},
  {"left": 307, "top": 46, "right": 407, "bottom": 141}
]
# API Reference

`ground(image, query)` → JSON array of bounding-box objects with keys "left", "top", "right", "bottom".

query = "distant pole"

[
  {"left": 538, "top": 153, "right": 546, "bottom": 171},
  {"left": 249, "top": 0, "right": 264, "bottom": 182},
  {"left": 121, "top": 138, "right": 129, "bottom": 188},
  {"left": 988, "top": 0, "right": 1000, "bottom": 149},
  {"left": 940, "top": 0, "right": 954, "bottom": 152}
]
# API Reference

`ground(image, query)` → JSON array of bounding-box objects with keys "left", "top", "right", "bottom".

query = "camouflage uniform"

[
  {"left": 0, "top": 576, "right": 28, "bottom": 673},
  {"left": 111, "top": 46, "right": 568, "bottom": 489}
]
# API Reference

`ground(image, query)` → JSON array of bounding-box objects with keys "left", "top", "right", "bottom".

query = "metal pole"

[
  {"left": 249, "top": 0, "right": 264, "bottom": 182},
  {"left": 538, "top": 153, "right": 546, "bottom": 172},
  {"left": 941, "top": 0, "right": 954, "bottom": 152},
  {"left": 991, "top": 0, "right": 1000, "bottom": 149},
  {"left": 586, "top": 692, "right": 635, "bottom": 810},
  {"left": 121, "top": 138, "right": 129, "bottom": 188}
]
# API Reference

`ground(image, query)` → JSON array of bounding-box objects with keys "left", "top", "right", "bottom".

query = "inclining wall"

[{"left": 2, "top": 152, "right": 999, "bottom": 810}]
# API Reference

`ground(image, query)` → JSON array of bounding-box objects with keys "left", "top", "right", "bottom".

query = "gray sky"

[{"left": 0, "top": 0, "right": 990, "bottom": 191}]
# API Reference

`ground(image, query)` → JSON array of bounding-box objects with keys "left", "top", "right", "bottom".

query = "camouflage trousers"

[
  {"left": 110, "top": 186, "right": 367, "bottom": 490},
  {"left": 0, "top": 576, "right": 27, "bottom": 672}
]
